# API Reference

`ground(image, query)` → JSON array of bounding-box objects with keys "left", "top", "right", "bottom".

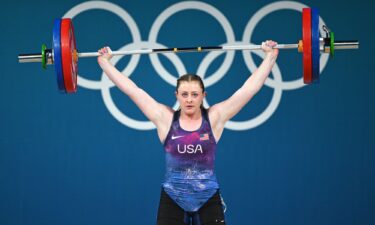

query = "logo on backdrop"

[{"left": 63, "top": 1, "right": 329, "bottom": 131}]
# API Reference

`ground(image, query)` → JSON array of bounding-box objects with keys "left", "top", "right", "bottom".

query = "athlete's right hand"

[{"left": 261, "top": 40, "right": 279, "bottom": 59}]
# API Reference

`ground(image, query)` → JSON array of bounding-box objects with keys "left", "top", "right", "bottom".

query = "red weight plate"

[
  {"left": 61, "top": 18, "right": 78, "bottom": 93},
  {"left": 302, "top": 8, "right": 312, "bottom": 84}
]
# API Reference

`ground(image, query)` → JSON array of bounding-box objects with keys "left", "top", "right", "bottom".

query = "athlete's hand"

[
  {"left": 98, "top": 46, "right": 113, "bottom": 65},
  {"left": 261, "top": 40, "right": 279, "bottom": 59}
]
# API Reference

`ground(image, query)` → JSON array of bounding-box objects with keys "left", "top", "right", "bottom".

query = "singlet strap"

[
  {"left": 201, "top": 107, "right": 208, "bottom": 120},
  {"left": 173, "top": 110, "right": 180, "bottom": 123}
]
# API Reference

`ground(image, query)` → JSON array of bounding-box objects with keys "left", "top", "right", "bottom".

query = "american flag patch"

[{"left": 200, "top": 133, "right": 209, "bottom": 141}]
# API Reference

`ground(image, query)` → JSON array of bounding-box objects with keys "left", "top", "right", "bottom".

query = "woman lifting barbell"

[{"left": 97, "top": 40, "right": 278, "bottom": 225}]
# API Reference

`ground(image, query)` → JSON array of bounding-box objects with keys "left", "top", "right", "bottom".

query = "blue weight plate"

[
  {"left": 53, "top": 18, "right": 66, "bottom": 92},
  {"left": 311, "top": 8, "right": 320, "bottom": 83}
]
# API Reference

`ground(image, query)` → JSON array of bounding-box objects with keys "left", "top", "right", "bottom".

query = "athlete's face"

[{"left": 176, "top": 81, "right": 206, "bottom": 115}]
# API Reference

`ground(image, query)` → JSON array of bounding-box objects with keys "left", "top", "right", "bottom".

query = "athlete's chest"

[{"left": 165, "top": 130, "right": 215, "bottom": 155}]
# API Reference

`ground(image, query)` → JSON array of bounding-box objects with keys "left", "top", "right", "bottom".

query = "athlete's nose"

[{"left": 187, "top": 95, "right": 193, "bottom": 103}]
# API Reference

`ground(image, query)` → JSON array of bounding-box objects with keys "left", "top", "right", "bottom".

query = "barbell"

[{"left": 18, "top": 8, "right": 359, "bottom": 94}]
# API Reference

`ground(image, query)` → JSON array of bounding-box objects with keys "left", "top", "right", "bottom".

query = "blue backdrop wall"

[{"left": 1, "top": 0, "right": 374, "bottom": 225}]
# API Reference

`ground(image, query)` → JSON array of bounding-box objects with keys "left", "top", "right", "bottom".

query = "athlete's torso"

[{"left": 162, "top": 109, "right": 219, "bottom": 212}]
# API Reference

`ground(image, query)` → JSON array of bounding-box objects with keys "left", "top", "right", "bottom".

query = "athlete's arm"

[
  {"left": 98, "top": 47, "right": 173, "bottom": 142},
  {"left": 208, "top": 41, "right": 278, "bottom": 140}
]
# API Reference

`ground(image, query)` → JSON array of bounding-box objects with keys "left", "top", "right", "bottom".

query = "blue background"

[{"left": 1, "top": 0, "right": 374, "bottom": 225}]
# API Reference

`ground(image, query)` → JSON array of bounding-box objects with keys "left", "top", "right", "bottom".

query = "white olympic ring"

[
  {"left": 63, "top": 0, "right": 330, "bottom": 131},
  {"left": 199, "top": 42, "right": 283, "bottom": 130},
  {"left": 242, "top": 1, "right": 329, "bottom": 90},
  {"left": 101, "top": 41, "right": 186, "bottom": 130},
  {"left": 64, "top": 1, "right": 142, "bottom": 90},
  {"left": 148, "top": 1, "right": 236, "bottom": 87}
]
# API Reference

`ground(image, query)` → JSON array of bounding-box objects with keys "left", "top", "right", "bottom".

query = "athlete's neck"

[
  {"left": 179, "top": 109, "right": 202, "bottom": 131},
  {"left": 180, "top": 109, "right": 202, "bottom": 121}
]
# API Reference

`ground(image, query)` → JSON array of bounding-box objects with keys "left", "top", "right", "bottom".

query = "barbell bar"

[{"left": 18, "top": 7, "right": 359, "bottom": 93}]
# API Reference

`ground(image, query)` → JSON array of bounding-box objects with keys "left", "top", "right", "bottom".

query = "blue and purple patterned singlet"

[{"left": 162, "top": 108, "right": 219, "bottom": 212}]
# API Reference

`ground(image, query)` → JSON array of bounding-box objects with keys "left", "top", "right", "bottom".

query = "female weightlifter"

[{"left": 97, "top": 40, "right": 278, "bottom": 225}]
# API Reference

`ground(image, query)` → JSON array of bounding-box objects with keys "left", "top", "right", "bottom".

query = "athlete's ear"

[
  {"left": 175, "top": 91, "right": 178, "bottom": 97},
  {"left": 203, "top": 91, "right": 207, "bottom": 97}
]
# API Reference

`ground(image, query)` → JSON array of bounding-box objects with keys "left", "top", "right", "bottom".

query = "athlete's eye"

[
  {"left": 192, "top": 93, "right": 199, "bottom": 98},
  {"left": 181, "top": 93, "right": 188, "bottom": 97}
]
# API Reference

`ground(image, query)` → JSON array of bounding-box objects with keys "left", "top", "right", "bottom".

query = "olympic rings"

[{"left": 63, "top": 0, "right": 330, "bottom": 131}]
